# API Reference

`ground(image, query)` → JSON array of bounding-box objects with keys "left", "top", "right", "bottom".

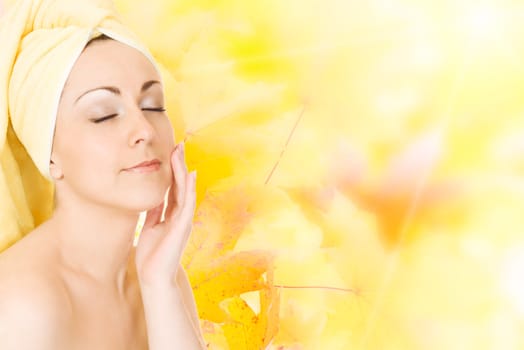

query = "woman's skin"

[{"left": 0, "top": 39, "right": 205, "bottom": 349}]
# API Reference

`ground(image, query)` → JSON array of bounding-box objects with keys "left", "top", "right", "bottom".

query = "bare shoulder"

[{"left": 0, "top": 229, "right": 72, "bottom": 349}]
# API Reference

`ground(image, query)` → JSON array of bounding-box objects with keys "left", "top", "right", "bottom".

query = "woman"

[{"left": 0, "top": 1, "right": 205, "bottom": 349}]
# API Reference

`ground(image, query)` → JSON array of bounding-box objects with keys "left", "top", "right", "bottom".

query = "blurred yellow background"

[{"left": 3, "top": 0, "right": 524, "bottom": 349}]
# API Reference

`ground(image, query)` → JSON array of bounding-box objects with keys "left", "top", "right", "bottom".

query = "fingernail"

[{"left": 192, "top": 170, "right": 197, "bottom": 180}]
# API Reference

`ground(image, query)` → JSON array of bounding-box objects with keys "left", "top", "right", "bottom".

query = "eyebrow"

[{"left": 74, "top": 80, "right": 161, "bottom": 104}]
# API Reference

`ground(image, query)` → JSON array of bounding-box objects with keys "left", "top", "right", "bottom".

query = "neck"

[{"left": 48, "top": 194, "right": 141, "bottom": 294}]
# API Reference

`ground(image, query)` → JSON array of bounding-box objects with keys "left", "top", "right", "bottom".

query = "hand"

[{"left": 135, "top": 142, "right": 197, "bottom": 288}]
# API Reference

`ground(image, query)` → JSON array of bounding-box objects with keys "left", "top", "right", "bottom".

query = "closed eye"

[
  {"left": 92, "top": 114, "right": 118, "bottom": 123},
  {"left": 142, "top": 107, "right": 166, "bottom": 113},
  {"left": 91, "top": 108, "right": 165, "bottom": 123}
]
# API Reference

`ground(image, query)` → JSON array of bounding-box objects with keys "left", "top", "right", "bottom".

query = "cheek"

[
  {"left": 156, "top": 117, "right": 175, "bottom": 148},
  {"left": 60, "top": 132, "right": 117, "bottom": 182}
]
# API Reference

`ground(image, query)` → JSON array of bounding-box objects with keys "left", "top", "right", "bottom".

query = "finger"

[
  {"left": 172, "top": 170, "right": 197, "bottom": 247},
  {"left": 166, "top": 142, "right": 188, "bottom": 220},
  {"left": 180, "top": 171, "right": 197, "bottom": 244},
  {"left": 174, "top": 142, "right": 188, "bottom": 209},
  {"left": 164, "top": 149, "right": 178, "bottom": 217},
  {"left": 162, "top": 171, "right": 197, "bottom": 263},
  {"left": 164, "top": 146, "right": 180, "bottom": 219}
]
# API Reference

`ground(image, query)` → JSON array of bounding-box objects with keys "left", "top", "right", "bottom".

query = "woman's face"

[{"left": 51, "top": 39, "right": 174, "bottom": 212}]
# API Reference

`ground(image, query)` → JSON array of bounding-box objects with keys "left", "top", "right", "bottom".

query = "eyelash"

[{"left": 92, "top": 107, "right": 166, "bottom": 123}]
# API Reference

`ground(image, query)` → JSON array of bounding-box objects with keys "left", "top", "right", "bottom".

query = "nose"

[{"left": 128, "top": 107, "right": 155, "bottom": 147}]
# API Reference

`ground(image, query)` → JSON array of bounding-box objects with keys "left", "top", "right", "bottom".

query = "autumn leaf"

[
  {"left": 222, "top": 266, "right": 280, "bottom": 350},
  {"left": 190, "top": 251, "right": 270, "bottom": 323},
  {"left": 178, "top": 185, "right": 281, "bottom": 345},
  {"left": 183, "top": 186, "right": 255, "bottom": 270}
]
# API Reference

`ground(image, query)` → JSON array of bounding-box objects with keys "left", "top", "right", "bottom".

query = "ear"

[{"left": 49, "top": 158, "right": 64, "bottom": 180}]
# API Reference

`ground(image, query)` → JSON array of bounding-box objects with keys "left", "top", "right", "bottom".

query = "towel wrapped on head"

[{"left": 0, "top": 0, "right": 158, "bottom": 252}]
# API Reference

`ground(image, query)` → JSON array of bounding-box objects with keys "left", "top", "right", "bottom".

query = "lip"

[{"left": 125, "top": 159, "right": 161, "bottom": 173}]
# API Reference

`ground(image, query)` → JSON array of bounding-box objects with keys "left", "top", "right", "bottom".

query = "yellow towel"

[{"left": 0, "top": 0, "right": 158, "bottom": 252}]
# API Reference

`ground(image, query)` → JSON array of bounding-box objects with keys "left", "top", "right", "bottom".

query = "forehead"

[{"left": 62, "top": 40, "right": 160, "bottom": 97}]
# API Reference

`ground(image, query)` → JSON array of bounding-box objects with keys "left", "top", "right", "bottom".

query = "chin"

[
  {"left": 110, "top": 167, "right": 172, "bottom": 212},
  {"left": 120, "top": 184, "right": 169, "bottom": 213}
]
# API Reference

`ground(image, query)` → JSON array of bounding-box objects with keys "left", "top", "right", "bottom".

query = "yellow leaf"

[{"left": 190, "top": 251, "right": 270, "bottom": 322}]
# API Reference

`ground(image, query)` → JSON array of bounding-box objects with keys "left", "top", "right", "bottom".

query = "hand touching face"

[
  {"left": 134, "top": 142, "right": 197, "bottom": 288},
  {"left": 51, "top": 39, "right": 174, "bottom": 212}
]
